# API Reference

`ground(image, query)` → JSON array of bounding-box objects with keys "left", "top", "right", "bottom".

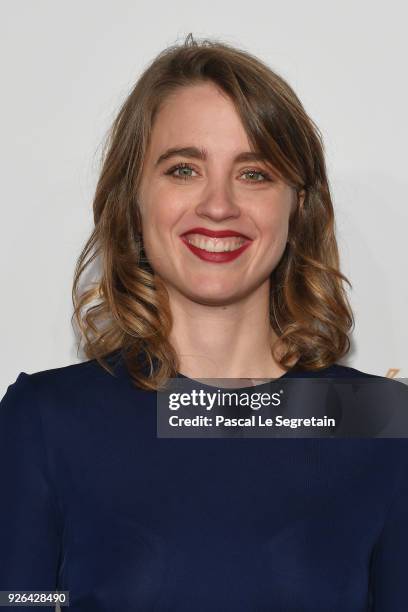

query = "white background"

[{"left": 1, "top": 0, "right": 407, "bottom": 395}]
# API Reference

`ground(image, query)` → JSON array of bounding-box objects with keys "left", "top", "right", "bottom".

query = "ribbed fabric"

[{"left": 0, "top": 350, "right": 407, "bottom": 611}]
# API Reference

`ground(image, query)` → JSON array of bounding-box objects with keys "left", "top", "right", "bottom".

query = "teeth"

[{"left": 185, "top": 234, "right": 246, "bottom": 252}]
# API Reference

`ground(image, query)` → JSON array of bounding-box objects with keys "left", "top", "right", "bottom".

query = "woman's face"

[{"left": 137, "top": 82, "right": 301, "bottom": 305}]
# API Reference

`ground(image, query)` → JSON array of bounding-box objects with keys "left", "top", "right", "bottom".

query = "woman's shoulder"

[
  {"left": 292, "top": 362, "right": 407, "bottom": 417},
  {"left": 293, "top": 362, "right": 377, "bottom": 379},
  {"left": 326, "top": 363, "right": 377, "bottom": 378},
  {"left": 1, "top": 349, "right": 128, "bottom": 416},
  {"left": 33, "top": 349, "right": 122, "bottom": 382},
  {"left": 301, "top": 362, "right": 405, "bottom": 384},
  {"left": 328, "top": 364, "right": 408, "bottom": 400},
  {"left": 299, "top": 363, "right": 408, "bottom": 401}
]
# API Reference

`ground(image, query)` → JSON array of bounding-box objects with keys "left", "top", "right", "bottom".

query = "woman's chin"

[{"left": 182, "top": 286, "right": 248, "bottom": 307}]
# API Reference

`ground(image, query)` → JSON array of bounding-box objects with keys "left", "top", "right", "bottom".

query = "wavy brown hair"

[{"left": 72, "top": 32, "right": 354, "bottom": 391}]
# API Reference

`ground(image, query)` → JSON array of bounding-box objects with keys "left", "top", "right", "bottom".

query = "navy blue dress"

[{"left": 0, "top": 350, "right": 407, "bottom": 611}]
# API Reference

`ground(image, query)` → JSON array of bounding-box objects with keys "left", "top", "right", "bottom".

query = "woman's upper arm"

[
  {"left": 369, "top": 440, "right": 408, "bottom": 611},
  {"left": 0, "top": 372, "right": 62, "bottom": 599}
]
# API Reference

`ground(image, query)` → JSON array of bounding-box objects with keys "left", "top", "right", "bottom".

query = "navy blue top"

[{"left": 0, "top": 350, "right": 407, "bottom": 611}]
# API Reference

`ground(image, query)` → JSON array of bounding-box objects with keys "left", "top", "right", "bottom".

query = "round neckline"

[{"left": 176, "top": 364, "right": 298, "bottom": 391}]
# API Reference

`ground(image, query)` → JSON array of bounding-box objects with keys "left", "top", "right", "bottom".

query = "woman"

[{"left": 0, "top": 33, "right": 407, "bottom": 611}]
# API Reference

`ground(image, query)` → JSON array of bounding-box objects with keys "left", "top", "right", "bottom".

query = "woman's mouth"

[{"left": 180, "top": 233, "right": 253, "bottom": 263}]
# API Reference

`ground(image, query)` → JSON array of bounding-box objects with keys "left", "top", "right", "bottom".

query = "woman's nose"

[{"left": 194, "top": 177, "right": 241, "bottom": 221}]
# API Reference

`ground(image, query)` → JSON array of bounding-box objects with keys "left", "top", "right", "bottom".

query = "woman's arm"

[
  {"left": 368, "top": 439, "right": 408, "bottom": 611},
  {"left": 0, "top": 372, "right": 63, "bottom": 608}
]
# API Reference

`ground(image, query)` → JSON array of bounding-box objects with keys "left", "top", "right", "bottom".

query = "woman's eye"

[
  {"left": 240, "top": 169, "right": 272, "bottom": 182},
  {"left": 165, "top": 163, "right": 198, "bottom": 180}
]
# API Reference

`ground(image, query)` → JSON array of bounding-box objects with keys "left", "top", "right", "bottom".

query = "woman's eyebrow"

[{"left": 155, "top": 146, "right": 267, "bottom": 166}]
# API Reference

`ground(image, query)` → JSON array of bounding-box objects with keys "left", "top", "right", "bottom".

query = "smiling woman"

[
  {"left": 1, "top": 32, "right": 407, "bottom": 612},
  {"left": 70, "top": 33, "right": 353, "bottom": 390}
]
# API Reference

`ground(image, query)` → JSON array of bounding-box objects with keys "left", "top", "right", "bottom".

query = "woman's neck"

[{"left": 166, "top": 281, "right": 292, "bottom": 380}]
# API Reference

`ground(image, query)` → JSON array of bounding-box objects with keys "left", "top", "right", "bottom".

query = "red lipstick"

[{"left": 179, "top": 228, "right": 253, "bottom": 264}]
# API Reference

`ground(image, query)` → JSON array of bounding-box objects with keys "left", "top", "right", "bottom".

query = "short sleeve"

[
  {"left": 369, "top": 441, "right": 408, "bottom": 611},
  {"left": 0, "top": 372, "right": 62, "bottom": 604}
]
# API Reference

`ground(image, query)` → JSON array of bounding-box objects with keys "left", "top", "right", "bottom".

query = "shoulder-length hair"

[{"left": 72, "top": 33, "right": 354, "bottom": 391}]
